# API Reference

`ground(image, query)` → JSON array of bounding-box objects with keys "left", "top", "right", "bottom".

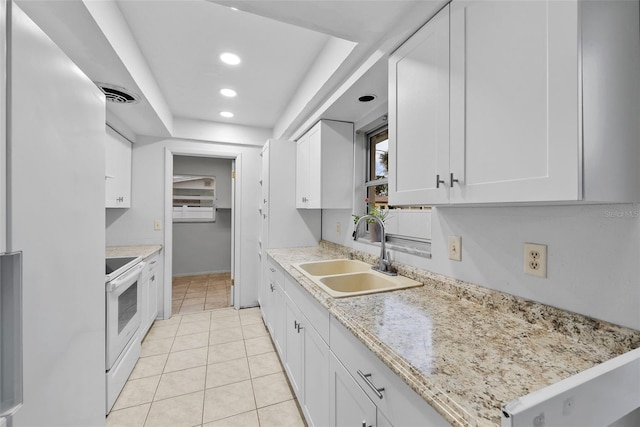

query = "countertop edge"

[{"left": 106, "top": 244, "right": 163, "bottom": 260}]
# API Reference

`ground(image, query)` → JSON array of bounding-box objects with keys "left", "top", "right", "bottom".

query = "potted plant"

[{"left": 352, "top": 198, "right": 390, "bottom": 242}]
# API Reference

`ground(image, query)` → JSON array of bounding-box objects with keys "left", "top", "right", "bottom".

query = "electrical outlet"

[
  {"left": 336, "top": 222, "right": 341, "bottom": 235},
  {"left": 448, "top": 236, "right": 462, "bottom": 261},
  {"left": 154, "top": 220, "right": 162, "bottom": 231},
  {"left": 524, "top": 243, "right": 547, "bottom": 278}
]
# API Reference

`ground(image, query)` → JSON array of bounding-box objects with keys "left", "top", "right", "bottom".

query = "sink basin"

[
  {"left": 292, "top": 259, "right": 423, "bottom": 298},
  {"left": 296, "top": 259, "right": 371, "bottom": 276},
  {"left": 319, "top": 272, "right": 422, "bottom": 297}
]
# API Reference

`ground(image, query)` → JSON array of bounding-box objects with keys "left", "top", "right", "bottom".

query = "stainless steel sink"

[{"left": 292, "top": 259, "right": 423, "bottom": 298}]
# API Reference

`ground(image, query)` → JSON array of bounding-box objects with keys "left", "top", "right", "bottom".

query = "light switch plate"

[
  {"left": 524, "top": 243, "right": 547, "bottom": 278},
  {"left": 154, "top": 220, "right": 162, "bottom": 231},
  {"left": 448, "top": 236, "right": 462, "bottom": 261}
]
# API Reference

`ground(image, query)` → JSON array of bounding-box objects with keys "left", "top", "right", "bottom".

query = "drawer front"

[
  {"left": 142, "top": 254, "right": 159, "bottom": 280},
  {"left": 267, "top": 257, "right": 284, "bottom": 287},
  {"left": 285, "top": 273, "right": 330, "bottom": 343},
  {"left": 330, "top": 317, "right": 448, "bottom": 426}
]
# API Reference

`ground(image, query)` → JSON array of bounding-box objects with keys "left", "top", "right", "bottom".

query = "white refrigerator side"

[{"left": 8, "top": 3, "right": 106, "bottom": 426}]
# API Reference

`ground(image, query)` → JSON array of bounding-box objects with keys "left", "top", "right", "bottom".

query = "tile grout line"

[{"left": 144, "top": 314, "right": 182, "bottom": 426}]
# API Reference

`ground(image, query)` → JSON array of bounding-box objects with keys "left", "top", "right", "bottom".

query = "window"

[
  {"left": 358, "top": 125, "right": 432, "bottom": 257},
  {"left": 366, "top": 127, "right": 389, "bottom": 210}
]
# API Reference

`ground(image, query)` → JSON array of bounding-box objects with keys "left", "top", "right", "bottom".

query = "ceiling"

[
  {"left": 17, "top": 0, "right": 446, "bottom": 141},
  {"left": 117, "top": 0, "right": 330, "bottom": 128}
]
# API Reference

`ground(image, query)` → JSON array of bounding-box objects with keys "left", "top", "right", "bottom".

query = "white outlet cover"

[
  {"left": 448, "top": 236, "right": 462, "bottom": 261},
  {"left": 524, "top": 243, "right": 547, "bottom": 278}
]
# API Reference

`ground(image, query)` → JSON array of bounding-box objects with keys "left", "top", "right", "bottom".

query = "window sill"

[{"left": 354, "top": 237, "right": 432, "bottom": 259}]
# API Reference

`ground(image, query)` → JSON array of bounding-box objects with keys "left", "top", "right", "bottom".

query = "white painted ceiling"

[
  {"left": 17, "top": 0, "right": 446, "bottom": 140},
  {"left": 117, "top": 0, "right": 330, "bottom": 128}
]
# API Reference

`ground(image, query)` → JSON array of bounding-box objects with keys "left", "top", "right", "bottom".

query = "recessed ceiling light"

[
  {"left": 220, "top": 52, "right": 241, "bottom": 65},
  {"left": 220, "top": 88, "right": 237, "bottom": 98},
  {"left": 220, "top": 111, "right": 234, "bottom": 118},
  {"left": 358, "top": 94, "right": 377, "bottom": 103}
]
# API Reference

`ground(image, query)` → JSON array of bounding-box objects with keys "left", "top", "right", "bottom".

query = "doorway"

[
  {"left": 163, "top": 148, "right": 241, "bottom": 319},
  {"left": 171, "top": 155, "right": 234, "bottom": 314}
]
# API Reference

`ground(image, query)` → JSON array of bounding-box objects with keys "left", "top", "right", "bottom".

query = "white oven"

[{"left": 105, "top": 256, "right": 144, "bottom": 413}]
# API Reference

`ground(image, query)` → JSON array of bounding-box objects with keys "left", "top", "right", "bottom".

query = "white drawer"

[
  {"left": 330, "top": 317, "right": 448, "bottom": 426},
  {"left": 267, "top": 256, "right": 285, "bottom": 287},
  {"left": 285, "top": 273, "right": 330, "bottom": 343}
]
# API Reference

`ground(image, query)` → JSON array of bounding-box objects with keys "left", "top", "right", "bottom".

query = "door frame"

[{"left": 163, "top": 147, "right": 242, "bottom": 317}]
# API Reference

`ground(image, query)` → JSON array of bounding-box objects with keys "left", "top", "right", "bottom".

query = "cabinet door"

[
  {"left": 148, "top": 270, "right": 158, "bottom": 326},
  {"left": 449, "top": 0, "right": 579, "bottom": 203},
  {"left": 330, "top": 352, "right": 376, "bottom": 427},
  {"left": 272, "top": 283, "right": 286, "bottom": 357},
  {"left": 105, "top": 127, "right": 132, "bottom": 208},
  {"left": 284, "top": 295, "right": 304, "bottom": 399},
  {"left": 305, "top": 125, "right": 322, "bottom": 209},
  {"left": 303, "top": 321, "right": 330, "bottom": 427},
  {"left": 296, "top": 135, "right": 309, "bottom": 208},
  {"left": 389, "top": 5, "right": 450, "bottom": 206}
]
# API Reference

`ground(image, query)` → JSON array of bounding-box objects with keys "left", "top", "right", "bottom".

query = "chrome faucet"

[{"left": 353, "top": 215, "right": 397, "bottom": 276}]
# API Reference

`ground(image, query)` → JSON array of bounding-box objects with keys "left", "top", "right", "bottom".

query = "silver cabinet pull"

[
  {"left": 436, "top": 174, "right": 445, "bottom": 189},
  {"left": 293, "top": 320, "right": 303, "bottom": 333},
  {"left": 270, "top": 283, "right": 275, "bottom": 292},
  {"left": 269, "top": 268, "right": 276, "bottom": 272},
  {"left": 450, "top": 172, "right": 459, "bottom": 187},
  {"left": 357, "top": 370, "right": 384, "bottom": 399}
]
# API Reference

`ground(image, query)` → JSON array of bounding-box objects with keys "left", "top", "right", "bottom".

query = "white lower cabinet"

[
  {"left": 261, "top": 256, "right": 445, "bottom": 427},
  {"left": 139, "top": 252, "right": 162, "bottom": 338},
  {"left": 330, "top": 352, "right": 377, "bottom": 427}
]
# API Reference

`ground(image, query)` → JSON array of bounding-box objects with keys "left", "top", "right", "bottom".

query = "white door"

[
  {"left": 330, "top": 353, "right": 377, "bottom": 427},
  {"left": 303, "top": 322, "right": 330, "bottom": 427},
  {"left": 9, "top": 3, "right": 106, "bottom": 425},
  {"left": 389, "top": 5, "right": 450, "bottom": 206},
  {"left": 296, "top": 135, "right": 309, "bottom": 208},
  {"left": 284, "top": 296, "right": 304, "bottom": 398},
  {"left": 0, "top": 0, "right": 5, "bottom": 254},
  {"left": 305, "top": 125, "right": 322, "bottom": 209},
  {"left": 230, "top": 159, "right": 236, "bottom": 307},
  {"left": 449, "top": 0, "right": 579, "bottom": 204}
]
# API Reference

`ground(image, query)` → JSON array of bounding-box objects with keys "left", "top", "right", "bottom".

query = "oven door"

[{"left": 106, "top": 262, "right": 144, "bottom": 369}]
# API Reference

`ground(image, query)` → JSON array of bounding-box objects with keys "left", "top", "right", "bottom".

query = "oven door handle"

[{"left": 106, "top": 262, "right": 145, "bottom": 293}]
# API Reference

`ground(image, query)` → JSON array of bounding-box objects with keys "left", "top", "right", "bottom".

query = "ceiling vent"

[{"left": 95, "top": 83, "right": 140, "bottom": 104}]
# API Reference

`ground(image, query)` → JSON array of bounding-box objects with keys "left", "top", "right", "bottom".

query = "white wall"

[
  {"left": 106, "top": 136, "right": 262, "bottom": 309},
  {"left": 172, "top": 156, "right": 233, "bottom": 276}
]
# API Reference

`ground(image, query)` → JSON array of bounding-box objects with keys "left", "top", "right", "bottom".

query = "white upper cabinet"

[
  {"left": 105, "top": 126, "right": 132, "bottom": 208},
  {"left": 296, "top": 120, "right": 354, "bottom": 209},
  {"left": 389, "top": 4, "right": 450, "bottom": 206},
  {"left": 449, "top": 0, "right": 579, "bottom": 204},
  {"left": 390, "top": 0, "right": 640, "bottom": 206}
]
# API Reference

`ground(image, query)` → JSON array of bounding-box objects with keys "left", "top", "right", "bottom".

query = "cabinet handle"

[
  {"left": 436, "top": 174, "right": 446, "bottom": 189},
  {"left": 294, "top": 320, "right": 298, "bottom": 330},
  {"left": 270, "top": 283, "right": 275, "bottom": 292},
  {"left": 357, "top": 370, "right": 385, "bottom": 399},
  {"left": 296, "top": 322, "right": 303, "bottom": 333},
  {"left": 450, "top": 172, "right": 459, "bottom": 187},
  {"left": 270, "top": 267, "right": 276, "bottom": 272}
]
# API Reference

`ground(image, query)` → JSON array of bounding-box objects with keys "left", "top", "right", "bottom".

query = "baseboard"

[{"left": 172, "top": 270, "right": 231, "bottom": 278}]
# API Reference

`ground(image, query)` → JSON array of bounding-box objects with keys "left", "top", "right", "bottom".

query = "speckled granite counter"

[
  {"left": 267, "top": 242, "right": 640, "bottom": 426},
  {"left": 106, "top": 244, "right": 162, "bottom": 259}
]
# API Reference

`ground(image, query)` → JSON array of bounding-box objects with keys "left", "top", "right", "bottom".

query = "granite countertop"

[
  {"left": 106, "top": 244, "right": 163, "bottom": 260},
  {"left": 267, "top": 242, "right": 640, "bottom": 427}
]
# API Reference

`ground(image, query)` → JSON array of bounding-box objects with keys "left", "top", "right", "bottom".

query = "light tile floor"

[
  {"left": 172, "top": 273, "right": 232, "bottom": 314},
  {"left": 107, "top": 307, "right": 306, "bottom": 427}
]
